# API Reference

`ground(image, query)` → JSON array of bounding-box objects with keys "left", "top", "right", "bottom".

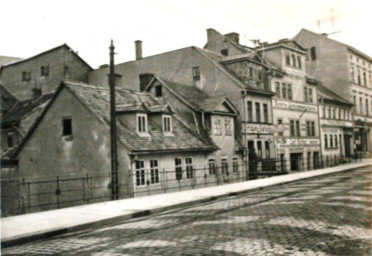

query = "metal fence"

[{"left": 1, "top": 154, "right": 363, "bottom": 217}]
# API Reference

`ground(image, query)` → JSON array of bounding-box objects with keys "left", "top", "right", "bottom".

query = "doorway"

[{"left": 290, "top": 153, "right": 303, "bottom": 171}]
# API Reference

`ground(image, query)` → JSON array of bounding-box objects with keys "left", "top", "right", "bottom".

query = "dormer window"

[
  {"left": 155, "top": 85, "right": 162, "bottom": 97},
  {"left": 192, "top": 67, "right": 200, "bottom": 81},
  {"left": 137, "top": 114, "right": 147, "bottom": 133},
  {"left": 163, "top": 115, "right": 172, "bottom": 133}
]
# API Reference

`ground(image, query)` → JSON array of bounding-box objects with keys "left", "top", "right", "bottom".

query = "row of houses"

[{"left": 1, "top": 28, "right": 371, "bottom": 214}]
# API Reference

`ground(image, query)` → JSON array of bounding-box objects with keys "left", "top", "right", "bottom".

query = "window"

[
  {"left": 330, "top": 135, "right": 333, "bottom": 147},
  {"left": 225, "top": 118, "right": 231, "bottom": 135},
  {"left": 214, "top": 118, "right": 221, "bottom": 135},
  {"left": 340, "top": 109, "right": 344, "bottom": 120},
  {"left": 233, "top": 157, "right": 239, "bottom": 173},
  {"left": 296, "top": 120, "right": 300, "bottom": 137},
  {"left": 150, "top": 160, "right": 159, "bottom": 184},
  {"left": 366, "top": 99, "right": 369, "bottom": 116},
  {"left": 185, "top": 157, "right": 193, "bottom": 179},
  {"left": 328, "top": 107, "right": 331, "bottom": 119},
  {"left": 324, "top": 134, "right": 328, "bottom": 148},
  {"left": 249, "top": 67, "right": 253, "bottom": 77},
  {"left": 7, "top": 132, "right": 13, "bottom": 147},
  {"left": 290, "top": 120, "right": 295, "bottom": 136},
  {"left": 255, "top": 103, "right": 261, "bottom": 122},
  {"left": 257, "top": 141, "right": 262, "bottom": 159},
  {"left": 137, "top": 114, "right": 147, "bottom": 133},
  {"left": 282, "top": 83, "right": 287, "bottom": 99},
  {"left": 287, "top": 84, "right": 292, "bottom": 100},
  {"left": 310, "top": 47, "right": 316, "bottom": 60},
  {"left": 135, "top": 160, "right": 145, "bottom": 186},
  {"left": 247, "top": 101, "right": 253, "bottom": 122},
  {"left": 357, "top": 70, "right": 361, "bottom": 85},
  {"left": 275, "top": 82, "right": 281, "bottom": 97},
  {"left": 208, "top": 159, "right": 216, "bottom": 175},
  {"left": 277, "top": 119, "right": 283, "bottom": 125},
  {"left": 359, "top": 97, "right": 363, "bottom": 114},
  {"left": 175, "top": 158, "right": 182, "bottom": 180},
  {"left": 41, "top": 65, "right": 49, "bottom": 77},
  {"left": 308, "top": 88, "right": 313, "bottom": 103},
  {"left": 306, "top": 121, "right": 315, "bottom": 136},
  {"left": 221, "top": 158, "right": 228, "bottom": 175},
  {"left": 163, "top": 115, "right": 172, "bottom": 133},
  {"left": 277, "top": 119, "right": 283, "bottom": 136},
  {"left": 155, "top": 85, "right": 162, "bottom": 97},
  {"left": 22, "top": 71, "right": 31, "bottom": 82},
  {"left": 285, "top": 52, "right": 291, "bottom": 66},
  {"left": 307, "top": 152, "right": 311, "bottom": 170},
  {"left": 297, "top": 56, "right": 302, "bottom": 69},
  {"left": 332, "top": 108, "right": 335, "bottom": 119},
  {"left": 220, "top": 49, "right": 228, "bottom": 56},
  {"left": 192, "top": 67, "right": 200, "bottom": 81},
  {"left": 304, "top": 87, "right": 308, "bottom": 102},
  {"left": 291, "top": 54, "right": 296, "bottom": 67},
  {"left": 351, "top": 67, "right": 355, "bottom": 82},
  {"left": 335, "top": 135, "right": 338, "bottom": 148},
  {"left": 263, "top": 104, "right": 268, "bottom": 123},
  {"left": 265, "top": 141, "right": 270, "bottom": 159},
  {"left": 311, "top": 121, "right": 315, "bottom": 137},
  {"left": 62, "top": 118, "right": 72, "bottom": 136},
  {"left": 363, "top": 72, "right": 367, "bottom": 86},
  {"left": 322, "top": 106, "right": 326, "bottom": 118}
]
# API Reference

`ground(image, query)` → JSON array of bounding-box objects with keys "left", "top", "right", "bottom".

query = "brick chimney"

[
  {"left": 135, "top": 40, "right": 142, "bottom": 60},
  {"left": 225, "top": 32, "right": 240, "bottom": 44}
]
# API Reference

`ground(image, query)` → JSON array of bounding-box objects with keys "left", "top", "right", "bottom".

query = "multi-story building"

[
  {"left": 0, "top": 44, "right": 92, "bottom": 101},
  {"left": 203, "top": 29, "right": 321, "bottom": 171},
  {"left": 293, "top": 28, "right": 372, "bottom": 155},
  {"left": 256, "top": 39, "right": 321, "bottom": 171},
  {"left": 317, "top": 84, "right": 354, "bottom": 162},
  {"left": 89, "top": 32, "right": 276, "bottom": 173}
]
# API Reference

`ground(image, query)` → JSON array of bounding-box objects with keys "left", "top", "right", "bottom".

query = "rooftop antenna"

[{"left": 316, "top": 9, "right": 340, "bottom": 35}]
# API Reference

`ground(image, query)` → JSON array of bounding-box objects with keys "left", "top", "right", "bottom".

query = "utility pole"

[{"left": 109, "top": 40, "right": 119, "bottom": 200}]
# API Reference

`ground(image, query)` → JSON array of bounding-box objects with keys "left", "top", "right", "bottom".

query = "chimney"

[
  {"left": 225, "top": 32, "right": 240, "bottom": 44},
  {"left": 206, "top": 28, "right": 218, "bottom": 43},
  {"left": 135, "top": 40, "right": 142, "bottom": 60},
  {"left": 32, "top": 88, "right": 42, "bottom": 100}
]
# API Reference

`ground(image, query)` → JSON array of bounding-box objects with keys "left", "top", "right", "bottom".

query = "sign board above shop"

[
  {"left": 242, "top": 123, "right": 273, "bottom": 134},
  {"left": 274, "top": 100, "right": 317, "bottom": 113}
]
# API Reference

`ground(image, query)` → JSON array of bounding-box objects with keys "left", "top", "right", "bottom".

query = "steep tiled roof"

[
  {"left": 1, "top": 93, "right": 54, "bottom": 124},
  {"left": 64, "top": 81, "right": 218, "bottom": 153},
  {"left": 0, "top": 84, "right": 18, "bottom": 115},
  {"left": 155, "top": 77, "right": 238, "bottom": 114},
  {"left": 317, "top": 84, "right": 353, "bottom": 106}
]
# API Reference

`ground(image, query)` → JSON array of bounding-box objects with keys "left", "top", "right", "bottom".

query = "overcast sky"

[{"left": 1, "top": 0, "right": 371, "bottom": 68}]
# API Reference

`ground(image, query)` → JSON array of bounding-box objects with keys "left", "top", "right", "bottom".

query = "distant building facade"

[
  {"left": 0, "top": 44, "right": 92, "bottom": 101},
  {"left": 293, "top": 29, "right": 372, "bottom": 155},
  {"left": 317, "top": 84, "right": 354, "bottom": 162}
]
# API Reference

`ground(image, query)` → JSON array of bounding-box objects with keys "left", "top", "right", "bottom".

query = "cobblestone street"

[{"left": 3, "top": 167, "right": 371, "bottom": 256}]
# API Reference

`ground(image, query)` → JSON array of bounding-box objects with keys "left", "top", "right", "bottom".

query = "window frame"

[
  {"left": 163, "top": 115, "right": 172, "bottom": 133},
  {"left": 232, "top": 157, "right": 239, "bottom": 173},
  {"left": 224, "top": 118, "right": 232, "bottom": 136},
  {"left": 208, "top": 159, "right": 216, "bottom": 175},
  {"left": 185, "top": 157, "right": 194, "bottom": 179},
  {"left": 62, "top": 117, "right": 72, "bottom": 136},
  {"left": 137, "top": 114, "right": 148, "bottom": 133},
  {"left": 175, "top": 158, "right": 183, "bottom": 180},
  {"left": 150, "top": 159, "right": 160, "bottom": 184},
  {"left": 192, "top": 66, "right": 200, "bottom": 81},
  {"left": 255, "top": 102, "right": 261, "bottom": 123},
  {"left": 135, "top": 160, "right": 146, "bottom": 187}
]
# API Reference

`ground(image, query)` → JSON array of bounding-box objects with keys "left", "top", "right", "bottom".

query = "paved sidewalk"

[{"left": 2, "top": 159, "right": 371, "bottom": 246}]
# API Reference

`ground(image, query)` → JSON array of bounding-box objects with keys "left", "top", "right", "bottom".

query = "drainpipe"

[{"left": 109, "top": 40, "right": 119, "bottom": 200}]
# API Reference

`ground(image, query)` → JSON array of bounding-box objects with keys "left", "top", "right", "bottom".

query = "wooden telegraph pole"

[{"left": 109, "top": 40, "right": 119, "bottom": 200}]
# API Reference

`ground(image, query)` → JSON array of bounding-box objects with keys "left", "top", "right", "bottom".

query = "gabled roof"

[
  {"left": 0, "top": 44, "right": 93, "bottom": 71},
  {"left": 256, "top": 39, "right": 307, "bottom": 54},
  {"left": 146, "top": 76, "right": 238, "bottom": 115},
  {"left": 1, "top": 92, "right": 54, "bottom": 124},
  {"left": 0, "top": 55, "right": 22, "bottom": 66},
  {"left": 317, "top": 84, "right": 353, "bottom": 106},
  {"left": 294, "top": 28, "right": 372, "bottom": 61},
  {"left": 12, "top": 81, "right": 218, "bottom": 157}
]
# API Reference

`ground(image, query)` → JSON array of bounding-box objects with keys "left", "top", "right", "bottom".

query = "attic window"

[
  {"left": 192, "top": 67, "right": 200, "bottom": 81},
  {"left": 163, "top": 115, "right": 172, "bottom": 133},
  {"left": 137, "top": 114, "right": 147, "bottom": 133},
  {"left": 41, "top": 65, "right": 49, "bottom": 77},
  {"left": 62, "top": 117, "right": 72, "bottom": 136},
  {"left": 155, "top": 85, "right": 162, "bottom": 97},
  {"left": 220, "top": 49, "right": 228, "bottom": 56}
]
